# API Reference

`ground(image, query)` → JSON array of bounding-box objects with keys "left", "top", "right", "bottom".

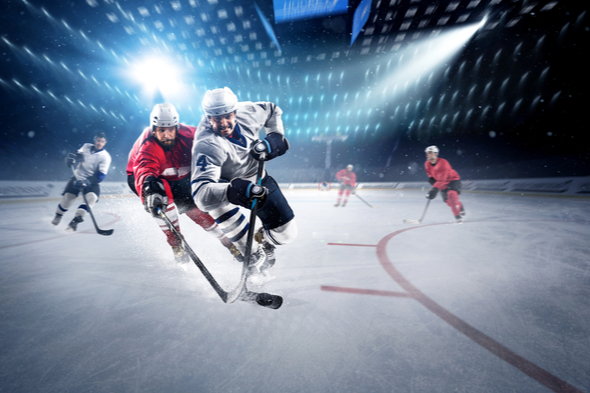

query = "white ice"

[{"left": 1, "top": 189, "right": 589, "bottom": 393}]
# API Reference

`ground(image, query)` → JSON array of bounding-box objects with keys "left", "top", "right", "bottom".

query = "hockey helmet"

[
  {"left": 425, "top": 145, "right": 439, "bottom": 154},
  {"left": 202, "top": 87, "right": 238, "bottom": 116},
  {"left": 150, "top": 103, "right": 179, "bottom": 129},
  {"left": 347, "top": 164, "right": 353, "bottom": 171}
]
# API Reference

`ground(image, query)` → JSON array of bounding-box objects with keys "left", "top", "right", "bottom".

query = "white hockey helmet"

[
  {"left": 150, "top": 103, "right": 179, "bottom": 129},
  {"left": 202, "top": 87, "right": 238, "bottom": 116},
  {"left": 425, "top": 145, "right": 439, "bottom": 154},
  {"left": 347, "top": 164, "right": 353, "bottom": 171}
]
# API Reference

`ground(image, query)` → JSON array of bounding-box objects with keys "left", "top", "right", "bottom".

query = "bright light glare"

[
  {"left": 130, "top": 57, "right": 184, "bottom": 99},
  {"left": 382, "top": 19, "right": 486, "bottom": 92},
  {"left": 337, "top": 18, "right": 487, "bottom": 122}
]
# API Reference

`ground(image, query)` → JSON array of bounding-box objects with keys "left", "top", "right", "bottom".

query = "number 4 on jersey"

[{"left": 196, "top": 155, "right": 208, "bottom": 171}]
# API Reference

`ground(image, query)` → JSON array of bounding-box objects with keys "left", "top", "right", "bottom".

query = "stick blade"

[{"left": 98, "top": 229, "right": 114, "bottom": 236}]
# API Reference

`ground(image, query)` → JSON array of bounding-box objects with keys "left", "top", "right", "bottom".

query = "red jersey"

[
  {"left": 424, "top": 157, "right": 460, "bottom": 190},
  {"left": 127, "top": 124, "right": 196, "bottom": 203},
  {"left": 335, "top": 169, "right": 357, "bottom": 187},
  {"left": 126, "top": 127, "right": 152, "bottom": 176}
]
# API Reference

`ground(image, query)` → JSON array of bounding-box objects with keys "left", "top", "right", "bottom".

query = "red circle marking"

[{"left": 375, "top": 221, "right": 582, "bottom": 393}]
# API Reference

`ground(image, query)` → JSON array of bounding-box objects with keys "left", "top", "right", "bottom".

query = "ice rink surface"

[{"left": 1, "top": 189, "right": 589, "bottom": 393}]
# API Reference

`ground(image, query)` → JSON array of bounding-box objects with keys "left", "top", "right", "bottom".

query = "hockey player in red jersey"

[
  {"left": 127, "top": 103, "right": 243, "bottom": 263},
  {"left": 424, "top": 145, "right": 465, "bottom": 223},
  {"left": 334, "top": 165, "right": 356, "bottom": 207}
]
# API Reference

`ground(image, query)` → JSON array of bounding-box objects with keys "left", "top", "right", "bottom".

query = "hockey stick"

[
  {"left": 71, "top": 166, "right": 114, "bottom": 236},
  {"left": 156, "top": 159, "right": 282, "bottom": 309},
  {"left": 353, "top": 192, "right": 373, "bottom": 208},
  {"left": 157, "top": 210, "right": 280, "bottom": 309},
  {"left": 403, "top": 199, "right": 431, "bottom": 224},
  {"left": 229, "top": 155, "right": 283, "bottom": 307}
]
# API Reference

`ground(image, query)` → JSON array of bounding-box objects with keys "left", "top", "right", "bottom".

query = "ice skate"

[
  {"left": 460, "top": 205, "right": 466, "bottom": 217},
  {"left": 51, "top": 214, "right": 63, "bottom": 226},
  {"left": 247, "top": 246, "right": 267, "bottom": 275},
  {"left": 255, "top": 228, "right": 276, "bottom": 271},
  {"left": 334, "top": 202, "right": 340, "bottom": 207},
  {"left": 342, "top": 201, "right": 347, "bottom": 207},
  {"left": 455, "top": 215, "right": 463, "bottom": 223},
  {"left": 172, "top": 245, "right": 190, "bottom": 264},
  {"left": 65, "top": 216, "right": 83, "bottom": 232}
]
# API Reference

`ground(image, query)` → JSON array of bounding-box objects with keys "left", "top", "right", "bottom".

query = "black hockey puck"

[{"left": 256, "top": 293, "right": 283, "bottom": 309}]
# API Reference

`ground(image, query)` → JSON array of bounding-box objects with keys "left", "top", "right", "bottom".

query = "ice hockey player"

[
  {"left": 127, "top": 103, "right": 243, "bottom": 264},
  {"left": 424, "top": 145, "right": 466, "bottom": 223},
  {"left": 191, "top": 87, "right": 297, "bottom": 275},
  {"left": 334, "top": 164, "right": 357, "bottom": 207},
  {"left": 52, "top": 132, "right": 111, "bottom": 231}
]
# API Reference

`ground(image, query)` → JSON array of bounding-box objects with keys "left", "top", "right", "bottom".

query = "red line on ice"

[
  {"left": 373, "top": 222, "right": 582, "bottom": 393},
  {"left": 320, "top": 285, "right": 412, "bottom": 298},
  {"left": 321, "top": 221, "right": 583, "bottom": 392}
]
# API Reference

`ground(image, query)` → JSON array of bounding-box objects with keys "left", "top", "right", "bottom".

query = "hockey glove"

[
  {"left": 227, "top": 178, "right": 267, "bottom": 209},
  {"left": 65, "top": 153, "right": 78, "bottom": 168},
  {"left": 143, "top": 176, "right": 168, "bottom": 217},
  {"left": 75, "top": 178, "right": 88, "bottom": 189},
  {"left": 250, "top": 133, "right": 290, "bottom": 161},
  {"left": 426, "top": 187, "right": 439, "bottom": 200},
  {"left": 428, "top": 177, "right": 436, "bottom": 186}
]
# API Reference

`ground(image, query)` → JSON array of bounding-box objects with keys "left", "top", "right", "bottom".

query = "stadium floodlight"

[
  {"left": 380, "top": 17, "right": 488, "bottom": 97},
  {"left": 334, "top": 16, "right": 488, "bottom": 128},
  {"left": 129, "top": 56, "right": 185, "bottom": 101}
]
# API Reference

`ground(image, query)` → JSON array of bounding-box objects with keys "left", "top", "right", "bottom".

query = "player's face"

[
  {"left": 153, "top": 126, "right": 177, "bottom": 149},
  {"left": 94, "top": 137, "right": 107, "bottom": 150},
  {"left": 426, "top": 151, "right": 438, "bottom": 163},
  {"left": 208, "top": 112, "right": 237, "bottom": 137}
]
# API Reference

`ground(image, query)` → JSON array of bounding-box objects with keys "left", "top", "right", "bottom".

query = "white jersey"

[
  {"left": 191, "top": 101, "right": 284, "bottom": 212},
  {"left": 74, "top": 143, "right": 112, "bottom": 183}
]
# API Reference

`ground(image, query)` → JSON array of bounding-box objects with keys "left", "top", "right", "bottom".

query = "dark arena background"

[{"left": 0, "top": 0, "right": 587, "bottom": 182}]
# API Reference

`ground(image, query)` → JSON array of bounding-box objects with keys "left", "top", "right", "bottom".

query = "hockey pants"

[
  {"left": 55, "top": 177, "right": 101, "bottom": 220},
  {"left": 443, "top": 190, "right": 462, "bottom": 217},
  {"left": 336, "top": 185, "right": 353, "bottom": 205},
  {"left": 208, "top": 174, "right": 297, "bottom": 256}
]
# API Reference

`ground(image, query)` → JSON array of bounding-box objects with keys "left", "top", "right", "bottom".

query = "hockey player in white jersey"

[
  {"left": 52, "top": 132, "right": 112, "bottom": 231},
  {"left": 191, "top": 87, "right": 297, "bottom": 273}
]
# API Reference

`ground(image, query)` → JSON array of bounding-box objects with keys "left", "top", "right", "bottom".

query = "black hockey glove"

[
  {"left": 426, "top": 187, "right": 439, "bottom": 200},
  {"left": 227, "top": 178, "right": 267, "bottom": 209},
  {"left": 250, "top": 133, "right": 290, "bottom": 161},
  {"left": 65, "top": 153, "right": 79, "bottom": 168},
  {"left": 143, "top": 176, "right": 168, "bottom": 217},
  {"left": 428, "top": 177, "right": 436, "bottom": 186}
]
